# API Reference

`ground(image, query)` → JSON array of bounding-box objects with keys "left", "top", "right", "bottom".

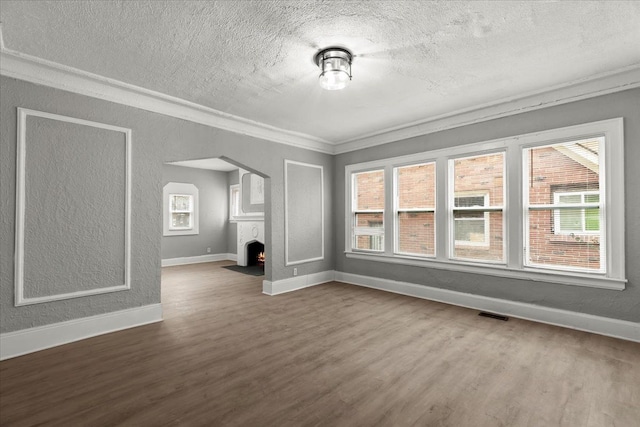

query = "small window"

[
  {"left": 352, "top": 170, "right": 385, "bottom": 251},
  {"left": 553, "top": 191, "right": 600, "bottom": 234},
  {"left": 163, "top": 182, "right": 199, "bottom": 236},
  {"left": 169, "top": 194, "right": 193, "bottom": 230},
  {"left": 453, "top": 194, "right": 489, "bottom": 246}
]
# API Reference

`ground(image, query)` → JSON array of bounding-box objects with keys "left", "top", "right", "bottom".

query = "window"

[
  {"left": 345, "top": 118, "right": 625, "bottom": 290},
  {"left": 394, "top": 162, "right": 435, "bottom": 256},
  {"left": 352, "top": 170, "right": 384, "bottom": 251},
  {"left": 454, "top": 194, "right": 488, "bottom": 245},
  {"left": 525, "top": 138, "right": 603, "bottom": 273},
  {"left": 163, "top": 182, "right": 199, "bottom": 236},
  {"left": 169, "top": 194, "right": 193, "bottom": 230},
  {"left": 451, "top": 153, "right": 505, "bottom": 262},
  {"left": 553, "top": 191, "right": 600, "bottom": 235},
  {"left": 229, "top": 184, "right": 240, "bottom": 221}
]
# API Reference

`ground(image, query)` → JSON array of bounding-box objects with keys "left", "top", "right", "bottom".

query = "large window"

[
  {"left": 451, "top": 152, "right": 504, "bottom": 262},
  {"left": 351, "top": 170, "right": 385, "bottom": 251},
  {"left": 524, "top": 138, "right": 603, "bottom": 273},
  {"left": 394, "top": 162, "right": 435, "bottom": 256},
  {"left": 345, "top": 119, "right": 625, "bottom": 290}
]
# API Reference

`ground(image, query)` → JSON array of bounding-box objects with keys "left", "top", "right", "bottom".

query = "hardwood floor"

[{"left": 1, "top": 261, "right": 639, "bottom": 426}]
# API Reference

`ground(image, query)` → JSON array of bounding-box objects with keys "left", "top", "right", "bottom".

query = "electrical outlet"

[
  {"left": 293, "top": 268, "right": 298, "bottom": 276},
  {"left": 206, "top": 247, "right": 211, "bottom": 253}
]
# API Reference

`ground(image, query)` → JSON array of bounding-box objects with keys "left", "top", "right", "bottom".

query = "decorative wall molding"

[
  {"left": 263, "top": 270, "right": 335, "bottom": 296},
  {"left": 334, "top": 65, "right": 640, "bottom": 154},
  {"left": 284, "top": 160, "right": 324, "bottom": 266},
  {"left": 14, "top": 108, "right": 132, "bottom": 306},
  {"left": 0, "top": 48, "right": 333, "bottom": 154},
  {"left": 0, "top": 304, "right": 163, "bottom": 360},
  {"left": 2, "top": 48, "right": 638, "bottom": 156},
  {"left": 161, "top": 253, "right": 236, "bottom": 267},
  {"left": 334, "top": 271, "right": 640, "bottom": 343}
]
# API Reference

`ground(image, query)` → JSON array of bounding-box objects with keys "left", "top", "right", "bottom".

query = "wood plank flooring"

[{"left": 1, "top": 261, "right": 639, "bottom": 426}]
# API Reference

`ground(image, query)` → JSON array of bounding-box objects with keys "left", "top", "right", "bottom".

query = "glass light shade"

[
  {"left": 319, "top": 69, "right": 350, "bottom": 90},
  {"left": 315, "top": 48, "right": 352, "bottom": 91}
]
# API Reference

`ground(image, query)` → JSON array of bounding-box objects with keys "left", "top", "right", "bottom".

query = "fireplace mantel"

[{"left": 237, "top": 221, "right": 265, "bottom": 266}]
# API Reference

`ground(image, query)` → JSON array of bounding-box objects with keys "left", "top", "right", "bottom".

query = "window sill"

[
  {"left": 344, "top": 251, "right": 625, "bottom": 291},
  {"left": 549, "top": 235, "right": 600, "bottom": 244}
]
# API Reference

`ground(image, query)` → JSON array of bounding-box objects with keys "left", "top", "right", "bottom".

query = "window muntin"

[
  {"left": 394, "top": 162, "right": 436, "bottom": 256},
  {"left": 169, "top": 194, "right": 193, "bottom": 230},
  {"left": 524, "top": 138, "right": 604, "bottom": 273},
  {"left": 352, "top": 170, "right": 385, "bottom": 252},
  {"left": 450, "top": 153, "right": 505, "bottom": 262}
]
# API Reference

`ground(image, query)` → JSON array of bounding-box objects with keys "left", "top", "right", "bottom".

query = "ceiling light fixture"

[{"left": 314, "top": 47, "right": 352, "bottom": 91}]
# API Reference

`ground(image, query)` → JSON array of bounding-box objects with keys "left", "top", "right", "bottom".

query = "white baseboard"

[
  {"left": 334, "top": 272, "right": 640, "bottom": 343},
  {"left": 263, "top": 270, "right": 335, "bottom": 296},
  {"left": 162, "top": 253, "right": 236, "bottom": 267},
  {"left": 0, "top": 303, "right": 163, "bottom": 361}
]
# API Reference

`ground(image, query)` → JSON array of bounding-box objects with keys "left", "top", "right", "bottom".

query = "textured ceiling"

[{"left": 1, "top": 1, "right": 639, "bottom": 144}]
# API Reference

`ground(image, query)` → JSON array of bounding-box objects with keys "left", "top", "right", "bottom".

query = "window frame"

[
  {"left": 393, "top": 161, "right": 436, "bottom": 257},
  {"left": 168, "top": 193, "right": 194, "bottom": 231},
  {"left": 552, "top": 190, "right": 600, "bottom": 235},
  {"left": 452, "top": 193, "right": 490, "bottom": 247},
  {"left": 344, "top": 118, "right": 625, "bottom": 290},
  {"left": 163, "top": 182, "right": 199, "bottom": 237},
  {"left": 351, "top": 169, "right": 386, "bottom": 253}
]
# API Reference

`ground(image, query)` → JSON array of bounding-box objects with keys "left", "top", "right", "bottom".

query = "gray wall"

[
  {"left": 162, "top": 165, "right": 229, "bottom": 259},
  {"left": 1, "top": 77, "right": 162, "bottom": 332},
  {"left": 334, "top": 88, "right": 640, "bottom": 323},
  {"left": 1, "top": 76, "right": 334, "bottom": 333}
]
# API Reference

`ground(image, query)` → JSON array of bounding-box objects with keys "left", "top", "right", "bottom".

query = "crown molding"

[
  {"left": 333, "top": 64, "right": 640, "bottom": 154},
  {"left": 2, "top": 47, "right": 638, "bottom": 156},
  {"left": 0, "top": 48, "right": 335, "bottom": 154}
]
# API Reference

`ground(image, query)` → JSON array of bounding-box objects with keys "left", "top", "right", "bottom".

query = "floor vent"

[{"left": 479, "top": 311, "right": 509, "bottom": 321}]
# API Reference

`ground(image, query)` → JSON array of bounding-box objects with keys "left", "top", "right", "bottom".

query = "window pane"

[
  {"left": 355, "top": 235, "right": 384, "bottom": 251},
  {"left": 355, "top": 170, "right": 384, "bottom": 210},
  {"left": 397, "top": 211, "right": 435, "bottom": 256},
  {"left": 455, "top": 196, "right": 485, "bottom": 208},
  {"left": 528, "top": 209, "right": 601, "bottom": 271},
  {"left": 171, "top": 213, "right": 191, "bottom": 228},
  {"left": 525, "top": 138, "right": 603, "bottom": 271},
  {"left": 558, "top": 209, "right": 583, "bottom": 231},
  {"left": 355, "top": 213, "right": 383, "bottom": 228},
  {"left": 453, "top": 211, "right": 503, "bottom": 261},
  {"left": 397, "top": 163, "right": 435, "bottom": 209},
  {"left": 454, "top": 212, "right": 486, "bottom": 242},
  {"left": 585, "top": 208, "right": 600, "bottom": 231},
  {"left": 528, "top": 139, "right": 600, "bottom": 206},
  {"left": 171, "top": 195, "right": 191, "bottom": 211},
  {"left": 454, "top": 153, "right": 504, "bottom": 206}
]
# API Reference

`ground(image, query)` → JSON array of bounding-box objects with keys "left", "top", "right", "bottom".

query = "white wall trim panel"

[
  {"left": 14, "top": 108, "right": 132, "bottom": 306},
  {"left": 284, "top": 160, "right": 324, "bottom": 266},
  {"left": 262, "top": 270, "right": 335, "bottom": 296},
  {"left": 0, "top": 48, "right": 333, "bottom": 154},
  {"left": 161, "top": 253, "right": 237, "bottom": 267},
  {"left": 334, "top": 271, "right": 640, "bottom": 343},
  {"left": 0, "top": 303, "right": 163, "bottom": 361}
]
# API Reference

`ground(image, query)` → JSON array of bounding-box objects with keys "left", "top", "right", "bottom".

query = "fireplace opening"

[{"left": 246, "top": 241, "right": 265, "bottom": 267}]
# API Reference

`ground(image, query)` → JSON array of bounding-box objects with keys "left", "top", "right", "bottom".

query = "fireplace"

[
  {"left": 237, "top": 221, "right": 264, "bottom": 266},
  {"left": 246, "top": 241, "right": 265, "bottom": 266}
]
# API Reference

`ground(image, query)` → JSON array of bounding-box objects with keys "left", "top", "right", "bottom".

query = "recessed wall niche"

[{"left": 14, "top": 109, "right": 131, "bottom": 305}]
